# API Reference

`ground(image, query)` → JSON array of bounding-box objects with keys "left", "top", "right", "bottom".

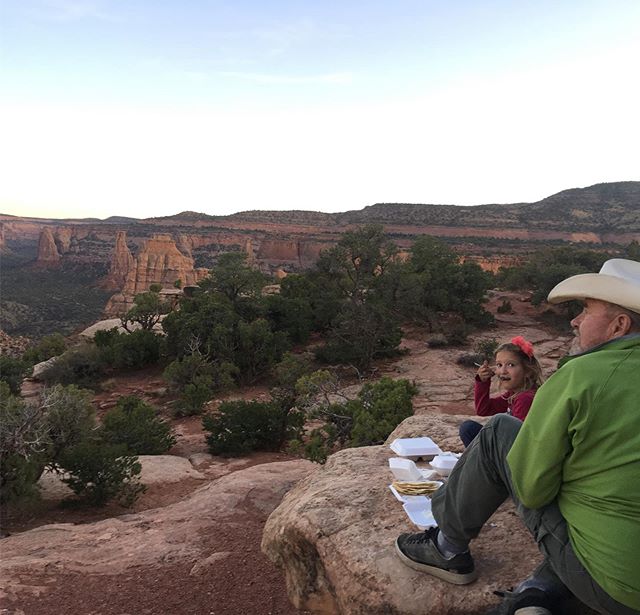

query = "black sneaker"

[
  {"left": 395, "top": 527, "right": 477, "bottom": 585},
  {"left": 486, "top": 587, "right": 555, "bottom": 615}
]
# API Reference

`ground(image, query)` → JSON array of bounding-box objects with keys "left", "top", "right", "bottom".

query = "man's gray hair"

[{"left": 606, "top": 303, "right": 640, "bottom": 332}]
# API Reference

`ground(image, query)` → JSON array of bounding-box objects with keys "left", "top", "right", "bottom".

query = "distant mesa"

[{"left": 6, "top": 180, "right": 640, "bottom": 322}]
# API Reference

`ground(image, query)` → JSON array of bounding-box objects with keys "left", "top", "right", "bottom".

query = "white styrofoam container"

[
  {"left": 402, "top": 498, "right": 438, "bottom": 530},
  {"left": 430, "top": 453, "right": 460, "bottom": 476},
  {"left": 389, "top": 485, "right": 430, "bottom": 503},
  {"left": 389, "top": 437, "right": 442, "bottom": 460},
  {"left": 389, "top": 457, "right": 424, "bottom": 481}
]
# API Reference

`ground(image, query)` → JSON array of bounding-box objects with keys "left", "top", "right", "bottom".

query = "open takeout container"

[
  {"left": 402, "top": 498, "right": 438, "bottom": 530},
  {"left": 389, "top": 457, "right": 424, "bottom": 481},
  {"left": 389, "top": 437, "right": 442, "bottom": 460},
  {"left": 389, "top": 481, "right": 443, "bottom": 503}
]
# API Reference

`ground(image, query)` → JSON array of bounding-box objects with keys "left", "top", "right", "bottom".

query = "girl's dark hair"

[{"left": 494, "top": 342, "right": 543, "bottom": 391}]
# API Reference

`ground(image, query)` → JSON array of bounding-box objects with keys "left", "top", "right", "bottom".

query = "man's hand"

[{"left": 476, "top": 360, "right": 494, "bottom": 382}]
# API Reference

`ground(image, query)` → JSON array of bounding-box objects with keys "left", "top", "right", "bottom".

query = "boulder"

[
  {"left": 78, "top": 317, "right": 165, "bottom": 338},
  {"left": 37, "top": 455, "right": 207, "bottom": 500},
  {"left": 31, "top": 355, "right": 60, "bottom": 380},
  {"left": 137, "top": 455, "right": 205, "bottom": 484},
  {"left": 261, "top": 413, "right": 560, "bottom": 615}
]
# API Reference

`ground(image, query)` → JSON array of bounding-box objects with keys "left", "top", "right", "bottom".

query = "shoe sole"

[{"left": 394, "top": 539, "right": 478, "bottom": 585}]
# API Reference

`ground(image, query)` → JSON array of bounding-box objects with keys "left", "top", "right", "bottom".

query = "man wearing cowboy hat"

[{"left": 395, "top": 259, "right": 640, "bottom": 615}]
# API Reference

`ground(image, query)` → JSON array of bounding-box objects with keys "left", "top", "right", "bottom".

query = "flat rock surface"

[{"left": 1, "top": 460, "right": 315, "bottom": 615}]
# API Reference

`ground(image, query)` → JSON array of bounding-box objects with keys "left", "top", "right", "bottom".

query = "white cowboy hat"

[{"left": 547, "top": 258, "right": 640, "bottom": 314}]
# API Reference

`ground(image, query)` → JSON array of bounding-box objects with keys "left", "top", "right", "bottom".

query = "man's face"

[{"left": 569, "top": 299, "right": 622, "bottom": 354}]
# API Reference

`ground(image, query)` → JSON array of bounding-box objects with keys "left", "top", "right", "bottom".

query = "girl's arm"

[{"left": 474, "top": 377, "right": 509, "bottom": 416}]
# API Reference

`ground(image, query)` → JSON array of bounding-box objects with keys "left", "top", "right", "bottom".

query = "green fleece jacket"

[{"left": 507, "top": 335, "right": 640, "bottom": 611}]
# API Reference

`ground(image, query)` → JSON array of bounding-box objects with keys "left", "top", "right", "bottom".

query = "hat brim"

[{"left": 547, "top": 273, "right": 640, "bottom": 314}]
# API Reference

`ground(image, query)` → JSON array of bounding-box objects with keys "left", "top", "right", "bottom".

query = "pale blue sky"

[{"left": 1, "top": 0, "right": 639, "bottom": 218}]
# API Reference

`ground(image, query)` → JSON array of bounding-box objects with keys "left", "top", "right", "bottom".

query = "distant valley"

[{"left": 1, "top": 181, "right": 638, "bottom": 337}]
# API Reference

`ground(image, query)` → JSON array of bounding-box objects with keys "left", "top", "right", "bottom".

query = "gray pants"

[{"left": 431, "top": 414, "right": 638, "bottom": 615}]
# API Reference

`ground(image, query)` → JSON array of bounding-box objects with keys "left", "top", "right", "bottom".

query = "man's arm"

[{"left": 507, "top": 368, "right": 576, "bottom": 509}]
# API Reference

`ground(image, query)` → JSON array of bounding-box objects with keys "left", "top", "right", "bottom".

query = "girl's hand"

[{"left": 477, "top": 360, "right": 494, "bottom": 382}]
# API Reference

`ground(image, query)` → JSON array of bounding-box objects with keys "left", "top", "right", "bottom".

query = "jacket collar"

[{"left": 558, "top": 333, "right": 640, "bottom": 368}]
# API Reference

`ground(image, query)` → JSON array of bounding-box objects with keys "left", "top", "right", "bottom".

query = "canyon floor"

[{"left": 0, "top": 291, "right": 572, "bottom": 615}]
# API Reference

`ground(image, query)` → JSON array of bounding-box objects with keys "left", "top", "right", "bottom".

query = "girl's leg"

[{"left": 458, "top": 420, "right": 483, "bottom": 447}]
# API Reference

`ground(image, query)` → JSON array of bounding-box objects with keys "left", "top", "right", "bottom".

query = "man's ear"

[{"left": 611, "top": 313, "right": 633, "bottom": 338}]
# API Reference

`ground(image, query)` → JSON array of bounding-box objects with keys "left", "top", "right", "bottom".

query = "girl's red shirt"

[{"left": 473, "top": 376, "right": 537, "bottom": 421}]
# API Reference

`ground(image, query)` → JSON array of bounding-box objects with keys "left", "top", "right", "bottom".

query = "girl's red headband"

[{"left": 511, "top": 336, "right": 534, "bottom": 359}]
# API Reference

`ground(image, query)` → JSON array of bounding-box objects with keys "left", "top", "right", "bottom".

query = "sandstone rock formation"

[
  {"left": 104, "top": 234, "right": 209, "bottom": 315},
  {"left": 101, "top": 230, "right": 135, "bottom": 290},
  {"left": 35, "top": 227, "right": 61, "bottom": 265},
  {"left": 262, "top": 414, "right": 591, "bottom": 615},
  {"left": 256, "top": 238, "right": 325, "bottom": 269},
  {"left": 0, "top": 460, "right": 315, "bottom": 604},
  {"left": 176, "top": 233, "right": 193, "bottom": 258}
]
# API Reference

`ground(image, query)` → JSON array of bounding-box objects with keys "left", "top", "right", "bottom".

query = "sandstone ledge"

[
  {"left": 0, "top": 459, "right": 314, "bottom": 603},
  {"left": 262, "top": 413, "right": 544, "bottom": 615}
]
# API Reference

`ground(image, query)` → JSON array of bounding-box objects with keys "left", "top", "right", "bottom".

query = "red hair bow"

[{"left": 511, "top": 336, "right": 534, "bottom": 358}]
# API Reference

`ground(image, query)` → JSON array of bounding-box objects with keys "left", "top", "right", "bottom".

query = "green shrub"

[
  {"left": 0, "top": 355, "right": 29, "bottom": 395},
  {"left": 22, "top": 333, "right": 67, "bottom": 366},
  {"left": 203, "top": 399, "right": 303, "bottom": 457},
  {"left": 474, "top": 337, "right": 499, "bottom": 362},
  {"left": 350, "top": 377, "right": 417, "bottom": 446},
  {"left": 164, "top": 354, "right": 238, "bottom": 416},
  {"left": 496, "top": 299, "right": 513, "bottom": 314},
  {"left": 292, "top": 424, "right": 340, "bottom": 464},
  {"left": 291, "top": 376, "right": 417, "bottom": 463},
  {"left": 96, "top": 329, "right": 162, "bottom": 370},
  {"left": 0, "top": 385, "right": 146, "bottom": 508},
  {"left": 59, "top": 441, "right": 145, "bottom": 507},
  {"left": 0, "top": 452, "right": 44, "bottom": 503},
  {"left": 426, "top": 334, "right": 448, "bottom": 348},
  {"left": 40, "top": 344, "right": 104, "bottom": 388},
  {"left": 101, "top": 396, "right": 176, "bottom": 455},
  {"left": 41, "top": 385, "right": 96, "bottom": 464},
  {"left": 0, "top": 394, "right": 48, "bottom": 503},
  {"left": 445, "top": 320, "right": 470, "bottom": 346}
]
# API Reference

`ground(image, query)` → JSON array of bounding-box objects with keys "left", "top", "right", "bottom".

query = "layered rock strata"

[
  {"left": 104, "top": 234, "right": 209, "bottom": 315},
  {"left": 101, "top": 230, "right": 135, "bottom": 290},
  {"left": 35, "top": 227, "right": 61, "bottom": 265}
]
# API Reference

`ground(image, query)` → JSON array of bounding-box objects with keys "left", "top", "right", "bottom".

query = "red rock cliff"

[
  {"left": 101, "top": 231, "right": 135, "bottom": 290},
  {"left": 35, "top": 227, "right": 61, "bottom": 266},
  {"left": 104, "top": 234, "right": 208, "bottom": 315}
]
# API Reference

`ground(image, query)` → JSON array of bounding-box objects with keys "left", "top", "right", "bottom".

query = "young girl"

[{"left": 459, "top": 336, "right": 543, "bottom": 447}]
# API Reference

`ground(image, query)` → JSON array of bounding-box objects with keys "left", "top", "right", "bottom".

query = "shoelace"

[{"left": 406, "top": 530, "right": 436, "bottom": 544}]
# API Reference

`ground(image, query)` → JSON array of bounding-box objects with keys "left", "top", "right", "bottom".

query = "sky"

[{"left": 1, "top": 0, "right": 639, "bottom": 220}]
